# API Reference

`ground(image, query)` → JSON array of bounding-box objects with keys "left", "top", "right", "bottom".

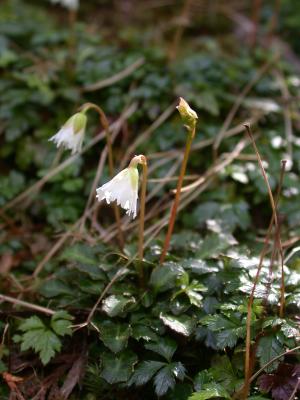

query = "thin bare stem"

[
  {"left": 242, "top": 124, "right": 285, "bottom": 399},
  {"left": 82, "top": 57, "right": 145, "bottom": 92},
  {"left": 249, "top": 345, "right": 300, "bottom": 384},
  {"left": 213, "top": 58, "right": 276, "bottom": 157},
  {"left": 80, "top": 102, "right": 124, "bottom": 249},
  {"left": 288, "top": 378, "right": 300, "bottom": 400},
  {"left": 159, "top": 125, "right": 195, "bottom": 264},
  {"left": 169, "top": 0, "right": 192, "bottom": 60},
  {"left": 264, "top": 160, "right": 287, "bottom": 308},
  {"left": 138, "top": 157, "right": 148, "bottom": 262},
  {"left": 244, "top": 124, "right": 278, "bottom": 227},
  {"left": 0, "top": 294, "right": 55, "bottom": 316}
]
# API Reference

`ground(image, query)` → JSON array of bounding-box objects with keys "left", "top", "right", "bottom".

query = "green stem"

[{"left": 159, "top": 126, "right": 195, "bottom": 264}]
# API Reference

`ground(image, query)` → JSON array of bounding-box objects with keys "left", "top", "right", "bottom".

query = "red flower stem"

[{"left": 159, "top": 126, "right": 195, "bottom": 264}]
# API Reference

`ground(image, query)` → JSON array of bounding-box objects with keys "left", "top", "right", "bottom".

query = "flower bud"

[{"left": 176, "top": 97, "right": 198, "bottom": 130}]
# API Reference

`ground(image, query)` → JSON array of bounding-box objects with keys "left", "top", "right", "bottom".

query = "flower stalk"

[
  {"left": 80, "top": 102, "right": 124, "bottom": 249},
  {"left": 137, "top": 156, "right": 148, "bottom": 262},
  {"left": 160, "top": 98, "right": 197, "bottom": 264}
]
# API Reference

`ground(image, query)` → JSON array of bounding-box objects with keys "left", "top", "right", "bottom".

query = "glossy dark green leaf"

[{"left": 100, "top": 350, "right": 138, "bottom": 384}]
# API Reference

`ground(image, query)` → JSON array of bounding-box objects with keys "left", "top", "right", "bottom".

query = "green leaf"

[
  {"left": 160, "top": 313, "right": 195, "bottom": 336},
  {"left": 101, "top": 294, "right": 136, "bottom": 317},
  {"left": 196, "top": 233, "right": 234, "bottom": 259},
  {"left": 194, "top": 370, "right": 212, "bottom": 391},
  {"left": 210, "top": 355, "right": 243, "bottom": 392},
  {"left": 280, "top": 319, "right": 300, "bottom": 338},
  {"left": 257, "top": 334, "right": 284, "bottom": 372},
  {"left": 99, "top": 321, "right": 131, "bottom": 353},
  {"left": 154, "top": 364, "right": 176, "bottom": 396},
  {"left": 19, "top": 316, "right": 45, "bottom": 331},
  {"left": 150, "top": 262, "right": 185, "bottom": 293},
  {"left": 188, "top": 384, "right": 231, "bottom": 400},
  {"left": 0, "top": 359, "right": 7, "bottom": 373},
  {"left": 128, "top": 360, "right": 165, "bottom": 386},
  {"left": 20, "top": 328, "right": 61, "bottom": 365},
  {"left": 131, "top": 324, "right": 158, "bottom": 342},
  {"left": 39, "top": 279, "right": 74, "bottom": 298},
  {"left": 247, "top": 397, "right": 270, "bottom": 400},
  {"left": 101, "top": 350, "right": 138, "bottom": 384},
  {"left": 50, "top": 311, "right": 73, "bottom": 337},
  {"left": 145, "top": 337, "right": 177, "bottom": 362},
  {"left": 60, "top": 244, "right": 98, "bottom": 265},
  {"left": 201, "top": 314, "right": 245, "bottom": 349},
  {"left": 73, "top": 263, "right": 106, "bottom": 280}
]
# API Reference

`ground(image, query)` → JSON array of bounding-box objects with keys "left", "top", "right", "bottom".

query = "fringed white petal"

[
  {"left": 96, "top": 168, "right": 139, "bottom": 219},
  {"left": 49, "top": 126, "right": 84, "bottom": 154}
]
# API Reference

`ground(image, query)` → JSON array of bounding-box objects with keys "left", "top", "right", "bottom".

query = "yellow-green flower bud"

[{"left": 176, "top": 97, "right": 198, "bottom": 131}]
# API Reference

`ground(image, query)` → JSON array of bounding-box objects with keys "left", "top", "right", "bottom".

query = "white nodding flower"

[
  {"left": 96, "top": 155, "right": 146, "bottom": 219},
  {"left": 49, "top": 112, "right": 87, "bottom": 154},
  {"left": 50, "top": 0, "right": 79, "bottom": 11}
]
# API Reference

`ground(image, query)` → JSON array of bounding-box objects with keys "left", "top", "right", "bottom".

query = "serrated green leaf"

[
  {"left": 99, "top": 321, "right": 131, "bottom": 353},
  {"left": 160, "top": 313, "right": 195, "bottom": 336},
  {"left": 19, "top": 316, "right": 45, "bottom": 331},
  {"left": 193, "top": 370, "right": 212, "bottom": 391},
  {"left": 128, "top": 360, "right": 165, "bottom": 386},
  {"left": 201, "top": 314, "right": 245, "bottom": 349},
  {"left": 257, "top": 335, "right": 284, "bottom": 372},
  {"left": 145, "top": 337, "right": 177, "bottom": 362},
  {"left": 154, "top": 364, "right": 176, "bottom": 396},
  {"left": 101, "top": 294, "right": 136, "bottom": 317},
  {"left": 51, "top": 311, "right": 73, "bottom": 337},
  {"left": 188, "top": 384, "right": 231, "bottom": 400},
  {"left": 150, "top": 262, "right": 185, "bottom": 293},
  {"left": 101, "top": 350, "right": 138, "bottom": 384},
  {"left": 20, "top": 329, "right": 61, "bottom": 365}
]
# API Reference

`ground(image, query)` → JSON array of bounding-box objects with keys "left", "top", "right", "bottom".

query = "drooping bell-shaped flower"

[
  {"left": 49, "top": 112, "right": 87, "bottom": 154},
  {"left": 50, "top": 0, "right": 79, "bottom": 11},
  {"left": 96, "top": 155, "right": 145, "bottom": 219}
]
